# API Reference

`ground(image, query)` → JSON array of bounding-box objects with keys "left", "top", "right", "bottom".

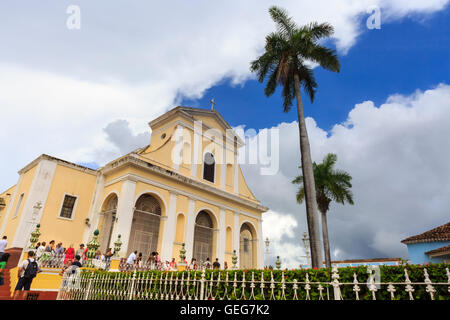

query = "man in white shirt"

[
  {"left": 13, "top": 251, "right": 41, "bottom": 300},
  {"left": 0, "top": 236, "right": 7, "bottom": 260},
  {"left": 126, "top": 250, "right": 137, "bottom": 270},
  {"left": 36, "top": 243, "right": 45, "bottom": 259}
]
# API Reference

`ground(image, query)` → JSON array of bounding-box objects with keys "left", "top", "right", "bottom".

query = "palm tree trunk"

[
  {"left": 293, "top": 73, "right": 323, "bottom": 269},
  {"left": 321, "top": 210, "right": 332, "bottom": 268}
]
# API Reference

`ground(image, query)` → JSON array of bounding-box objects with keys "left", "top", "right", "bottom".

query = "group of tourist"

[
  {"left": 187, "top": 257, "right": 227, "bottom": 270},
  {"left": 125, "top": 250, "right": 228, "bottom": 271},
  {"left": 34, "top": 240, "right": 82, "bottom": 265},
  {"left": 33, "top": 241, "right": 116, "bottom": 268}
]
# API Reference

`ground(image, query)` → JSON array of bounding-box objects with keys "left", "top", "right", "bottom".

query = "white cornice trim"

[
  {"left": 104, "top": 170, "right": 265, "bottom": 221},
  {"left": 18, "top": 154, "right": 98, "bottom": 176},
  {"left": 101, "top": 156, "right": 267, "bottom": 211}
]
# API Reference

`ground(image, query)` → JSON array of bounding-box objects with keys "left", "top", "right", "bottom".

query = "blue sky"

[{"left": 183, "top": 7, "right": 450, "bottom": 132}]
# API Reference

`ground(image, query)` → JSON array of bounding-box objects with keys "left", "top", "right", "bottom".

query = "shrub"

[{"left": 78, "top": 263, "right": 450, "bottom": 300}]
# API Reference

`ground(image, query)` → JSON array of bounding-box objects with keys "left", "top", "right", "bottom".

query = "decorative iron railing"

[
  {"left": 36, "top": 253, "right": 65, "bottom": 269},
  {"left": 35, "top": 253, "right": 111, "bottom": 270},
  {"left": 57, "top": 266, "right": 450, "bottom": 300},
  {"left": 118, "top": 259, "right": 217, "bottom": 272}
]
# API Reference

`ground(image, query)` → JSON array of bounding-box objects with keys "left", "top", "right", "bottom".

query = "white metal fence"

[
  {"left": 36, "top": 253, "right": 110, "bottom": 270},
  {"left": 57, "top": 266, "right": 450, "bottom": 300},
  {"left": 118, "top": 259, "right": 215, "bottom": 272}
]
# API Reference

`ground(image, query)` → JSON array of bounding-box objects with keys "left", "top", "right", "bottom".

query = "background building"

[{"left": 401, "top": 222, "right": 450, "bottom": 264}]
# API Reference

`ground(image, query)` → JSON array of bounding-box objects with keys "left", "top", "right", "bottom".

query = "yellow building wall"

[
  {"left": 171, "top": 194, "right": 189, "bottom": 259},
  {"left": 0, "top": 185, "right": 16, "bottom": 230},
  {"left": 225, "top": 210, "right": 235, "bottom": 266},
  {"left": 102, "top": 183, "right": 122, "bottom": 202},
  {"left": 225, "top": 227, "right": 233, "bottom": 267},
  {"left": 237, "top": 166, "right": 257, "bottom": 201},
  {"left": 38, "top": 164, "right": 97, "bottom": 247},
  {"left": 2, "top": 165, "right": 38, "bottom": 241},
  {"left": 172, "top": 213, "right": 186, "bottom": 260},
  {"left": 146, "top": 117, "right": 181, "bottom": 152}
]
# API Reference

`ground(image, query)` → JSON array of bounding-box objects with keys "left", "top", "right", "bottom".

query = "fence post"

[
  {"left": 84, "top": 273, "right": 94, "bottom": 300},
  {"left": 56, "top": 271, "right": 67, "bottom": 300},
  {"left": 446, "top": 267, "right": 450, "bottom": 294},
  {"left": 423, "top": 268, "right": 436, "bottom": 300},
  {"left": 199, "top": 269, "right": 206, "bottom": 300},
  {"left": 352, "top": 273, "right": 360, "bottom": 300},
  {"left": 404, "top": 268, "right": 415, "bottom": 300},
  {"left": 331, "top": 267, "right": 342, "bottom": 300},
  {"left": 128, "top": 270, "right": 137, "bottom": 300}
]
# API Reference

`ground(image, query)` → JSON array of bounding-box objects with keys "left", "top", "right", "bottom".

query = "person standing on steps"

[
  {"left": 13, "top": 251, "right": 41, "bottom": 300},
  {"left": 0, "top": 236, "right": 7, "bottom": 261}
]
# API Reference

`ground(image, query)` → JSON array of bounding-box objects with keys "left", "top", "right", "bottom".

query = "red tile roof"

[
  {"left": 425, "top": 245, "right": 450, "bottom": 256},
  {"left": 401, "top": 222, "right": 450, "bottom": 244}
]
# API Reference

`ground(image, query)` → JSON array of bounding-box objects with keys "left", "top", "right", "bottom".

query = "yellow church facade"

[{"left": 0, "top": 107, "right": 268, "bottom": 269}]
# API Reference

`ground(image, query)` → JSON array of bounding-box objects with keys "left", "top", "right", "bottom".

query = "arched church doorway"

[
  {"left": 128, "top": 194, "right": 162, "bottom": 258},
  {"left": 99, "top": 194, "right": 118, "bottom": 253},
  {"left": 193, "top": 210, "right": 214, "bottom": 264},
  {"left": 239, "top": 223, "right": 255, "bottom": 269}
]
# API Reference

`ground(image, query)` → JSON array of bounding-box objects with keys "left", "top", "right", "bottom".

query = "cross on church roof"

[{"left": 210, "top": 98, "right": 216, "bottom": 111}]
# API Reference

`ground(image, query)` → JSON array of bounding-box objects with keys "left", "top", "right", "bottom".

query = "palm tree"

[
  {"left": 250, "top": 6, "right": 340, "bottom": 268},
  {"left": 292, "top": 153, "right": 354, "bottom": 268}
]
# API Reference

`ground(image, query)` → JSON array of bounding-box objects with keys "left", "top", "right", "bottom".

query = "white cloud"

[
  {"left": 1, "top": 1, "right": 448, "bottom": 190},
  {"left": 262, "top": 210, "right": 309, "bottom": 268},
  {"left": 244, "top": 84, "right": 450, "bottom": 267}
]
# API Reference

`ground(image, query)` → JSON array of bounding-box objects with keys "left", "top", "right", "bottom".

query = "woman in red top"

[
  {"left": 63, "top": 244, "right": 75, "bottom": 264},
  {"left": 169, "top": 258, "right": 177, "bottom": 270}
]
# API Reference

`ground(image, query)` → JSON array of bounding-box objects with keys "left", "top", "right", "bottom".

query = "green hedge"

[{"left": 78, "top": 263, "right": 450, "bottom": 300}]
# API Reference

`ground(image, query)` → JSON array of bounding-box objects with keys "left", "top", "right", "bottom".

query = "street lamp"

[
  {"left": 265, "top": 237, "right": 270, "bottom": 253},
  {"left": 301, "top": 232, "right": 311, "bottom": 268}
]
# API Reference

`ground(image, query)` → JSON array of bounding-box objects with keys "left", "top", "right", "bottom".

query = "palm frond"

[
  {"left": 264, "top": 65, "right": 279, "bottom": 97},
  {"left": 309, "top": 45, "right": 340, "bottom": 73},
  {"left": 268, "top": 6, "right": 297, "bottom": 38},
  {"left": 305, "top": 22, "right": 335, "bottom": 40},
  {"left": 298, "top": 64, "right": 317, "bottom": 102},
  {"left": 296, "top": 188, "right": 305, "bottom": 204},
  {"left": 281, "top": 71, "right": 295, "bottom": 112}
]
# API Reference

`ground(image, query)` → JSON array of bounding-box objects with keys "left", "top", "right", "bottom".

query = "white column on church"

[
  {"left": 184, "top": 198, "right": 196, "bottom": 260},
  {"left": 191, "top": 121, "right": 201, "bottom": 178},
  {"left": 234, "top": 153, "right": 239, "bottom": 194},
  {"left": 12, "top": 159, "right": 57, "bottom": 248},
  {"left": 257, "top": 218, "right": 264, "bottom": 269},
  {"left": 173, "top": 126, "right": 183, "bottom": 173},
  {"left": 233, "top": 211, "right": 240, "bottom": 268},
  {"left": 109, "top": 178, "right": 136, "bottom": 257},
  {"left": 160, "top": 191, "right": 178, "bottom": 262},
  {"left": 220, "top": 142, "right": 226, "bottom": 190},
  {"left": 218, "top": 208, "right": 226, "bottom": 264}
]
